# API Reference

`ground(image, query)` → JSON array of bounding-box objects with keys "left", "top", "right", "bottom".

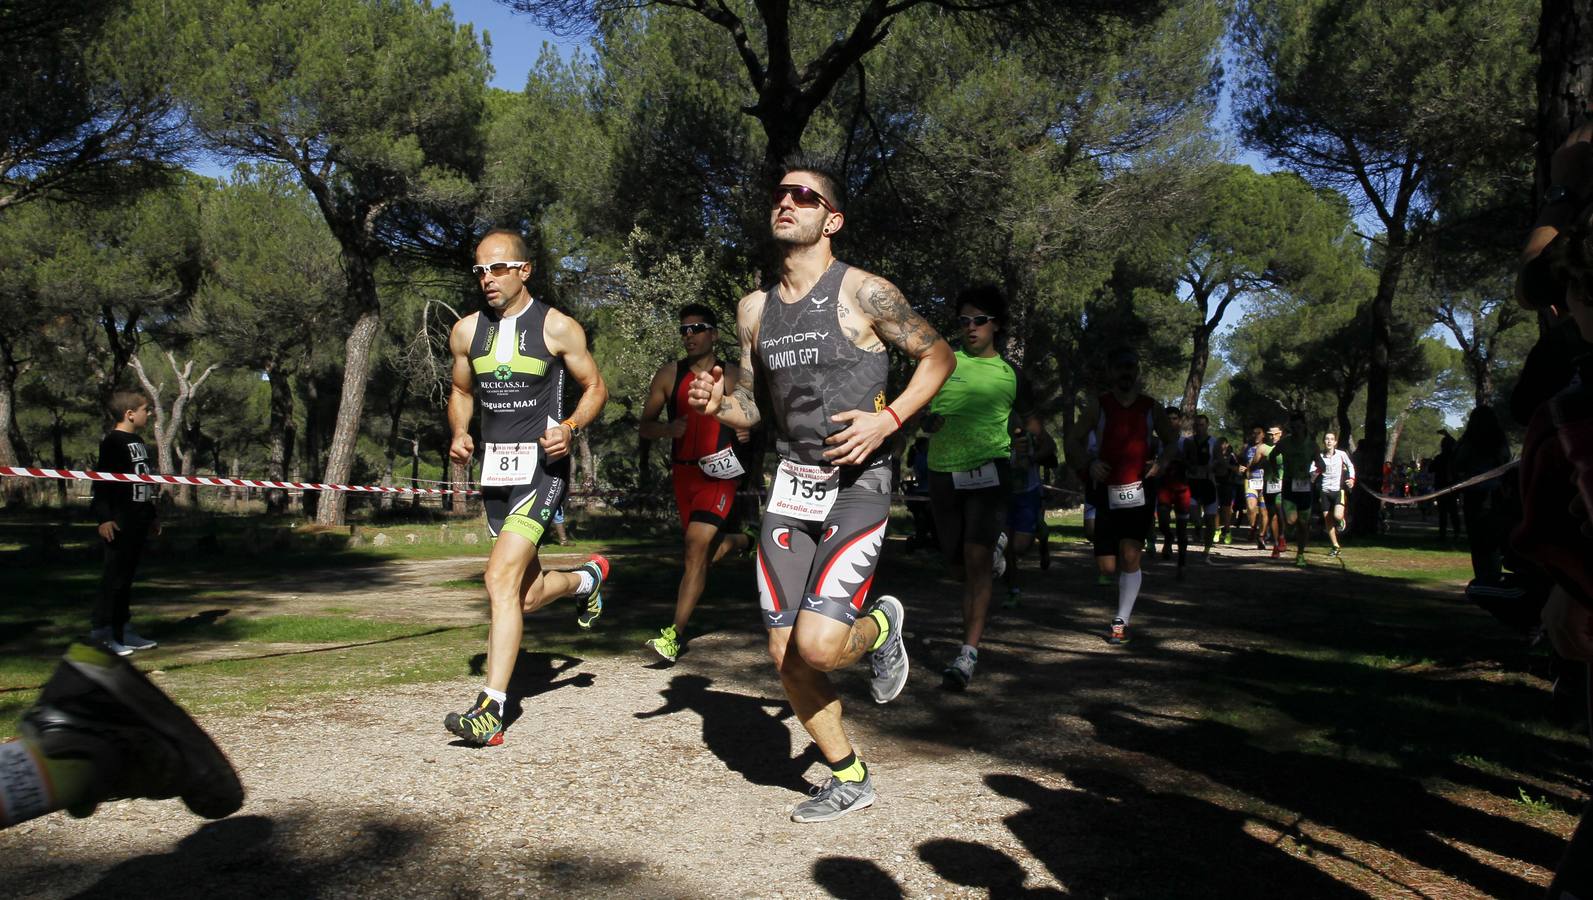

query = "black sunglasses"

[
  {"left": 679, "top": 322, "right": 714, "bottom": 335},
  {"left": 771, "top": 183, "right": 837, "bottom": 213},
  {"left": 957, "top": 315, "right": 996, "bottom": 327}
]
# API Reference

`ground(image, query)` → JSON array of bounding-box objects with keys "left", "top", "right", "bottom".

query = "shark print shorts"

[{"left": 756, "top": 462, "right": 891, "bottom": 629}]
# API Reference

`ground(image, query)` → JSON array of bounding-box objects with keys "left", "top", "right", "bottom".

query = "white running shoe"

[{"left": 992, "top": 532, "right": 1009, "bottom": 578}]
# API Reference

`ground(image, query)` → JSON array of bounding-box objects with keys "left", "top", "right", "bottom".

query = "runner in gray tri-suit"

[
  {"left": 441, "top": 229, "right": 610, "bottom": 748},
  {"left": 689, "top": 155, "right": 954, "bottom": 823}
]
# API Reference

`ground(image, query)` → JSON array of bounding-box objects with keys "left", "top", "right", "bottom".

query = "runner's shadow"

[
  {"left": 811, "top": 856, "right": 904, "bottom": 899},
  {"left": 467, "top": 650, "right": 594, "bottom": 727},
  {"left": 635, "top": 674, "right": 823, "bottom": 792},
  {"left": 61, "top": 814, "right": 422, "bottom": 898},
  {"left": 917, "top": 839, "right": 1065, "bottom": 898},
  {"left": 985, "top": 769, "right": 1355, "bottom": 899}
]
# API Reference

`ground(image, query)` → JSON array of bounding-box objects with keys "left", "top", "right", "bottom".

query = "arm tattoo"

[
  {"left": 858, "top": 276, "right": 940, "bottom": 357},
  {"left": 728, "top": 324, "right": 763, "bottom": 426}
]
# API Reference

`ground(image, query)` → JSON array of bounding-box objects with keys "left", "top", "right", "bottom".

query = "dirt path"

[{"left": 1, "top": 538, "right": 1585, "bottom": 898}]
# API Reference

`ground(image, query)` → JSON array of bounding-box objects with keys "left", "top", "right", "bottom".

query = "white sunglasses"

[{"left": 470, "top": 261, "right": 528, "bottom": 277}]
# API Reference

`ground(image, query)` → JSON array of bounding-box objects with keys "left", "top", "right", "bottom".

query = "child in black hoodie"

[{"left": 89, "top": 390, "right": 161, "bottom": 655}]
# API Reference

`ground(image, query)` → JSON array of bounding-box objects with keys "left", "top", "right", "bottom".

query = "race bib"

[
  {"left": 768, "top": 460, "right": 840, "bottom": 521},
  {"left": 1108, "top": 481, "right": 1146, "bottom": 510},
  {"left": 1247, "top": 471, "right": 1265, "bottom": 488},
  {"left": 952, "top": 461, "right": 1000, "bottom": 490},
  {"left": 698, "top": 445, "right": 746, "bottom": 480},
  {"left": 1291, "top": 477, "right": 1311, "bottom": 493},
  {"left": 481, "top": 442, "right": 537, "bottom": 487},
  {"left": 1266, "top": 474, "right": 1283, "bottom": 493}
]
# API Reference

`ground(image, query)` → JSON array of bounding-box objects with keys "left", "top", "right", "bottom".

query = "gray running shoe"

[
  {"left": 88, "top": 628, "right": 133, "bottom": 657},
  {"left": 992, "top": 532, "right": 1008, "bottom": 578},
  {"left": 790, "top": 774, "right": 876, "bottom": 823},
  {"left": 865, "top": 595, "right": 908, "bottom": 704},
  {"left": 22, "top": 642, "right": 244, "bottom": 819},
  {"left": 120, "top": 628, "right": 158, "bottom": 651},
  {"left": 942, "top": 650, "right": 976, "bottom": 691}
]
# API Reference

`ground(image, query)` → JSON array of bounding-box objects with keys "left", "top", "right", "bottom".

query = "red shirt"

[{"left": 1097, "top": 393, "right": 1154, "bottom": 487}]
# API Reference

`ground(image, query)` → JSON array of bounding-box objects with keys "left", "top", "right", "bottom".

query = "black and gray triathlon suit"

[
  {"left": 755, "top": 260, "right": 892, "bottom": 629},
  {"left": 469, "top": 301, "right": 570, "bottom": 544}
]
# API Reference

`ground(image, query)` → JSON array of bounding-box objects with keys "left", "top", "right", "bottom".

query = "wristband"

[
  {"left": 883, "top": 406, "right": 902, "bottom": 429},
  {"left": 561, "top": 419, "right": 580, "bottom": 437}
]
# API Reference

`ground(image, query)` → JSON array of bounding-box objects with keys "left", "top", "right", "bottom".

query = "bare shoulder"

[
  {"left": 544, "top": 306, "right": 589, "bottom": 355},
  {"left": 845, "top": 267, "right": 906, "bottom": 317},
  {"left": 736, "top": 289, "right": 767, "bottom": 327},
  {"left": 450, "top": 311, "right": 480, "bottom": 354}
]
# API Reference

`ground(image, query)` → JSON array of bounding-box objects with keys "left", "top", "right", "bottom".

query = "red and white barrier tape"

[
  {"left": 0, "top": 466, "right": 480, "bottom": 496},
  {"left": 1355, "top": 459, "right": 1519, "bottom": 506}
]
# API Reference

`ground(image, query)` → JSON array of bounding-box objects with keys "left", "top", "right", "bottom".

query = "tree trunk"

[
  {"left": 1386, "top": 406, "right": 1410, "bottom": 464},
  {"left": 314, "top": 307, "right": 382, "bottom": 526},
  {"left": 1537, "top": 0, "right": 1593, "bottom": 203},
  {"left": 302, "top": 375, "right": 320, "bottom": 517},
  {"left": 1351, "top": 248, "right": 1409, "bottom": 535},
  {"left": 410, "top": 434, "right": 421, "bottom": 511},
  {"left": 378, "top": 392, "right": 405, "bottom": 512},
  {"left": 266, "top": 366, "right": 295, "bottom": 515},
  {"left": 51, "top": 415, "right": 67, "bottom": 506},
  {"left": 1181, "top": 321, "right": 1213, "bottom": 423},
  {"left": 577, "top": 431, "right": 595, "bottom": 492},
  {"left": 448, "top": 457, "right": 470, "bottom": 517},
  {"left": 1334, "top": 388, "right": 1355, "bottom": 451},
  {"left": 179, "top": 443, "right": 197, "bottom": 508},
  {"left": 0, "top": 338, "right": 24, "bottom": 505}
]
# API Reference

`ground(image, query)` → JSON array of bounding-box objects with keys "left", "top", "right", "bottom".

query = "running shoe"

[
  {"left": 1328, "top": 547, "right": 1340, "bottom": 558},
  {"left": 1107, "top": 617, "right": 1129, "bottom": 646},
  {"left": 572, "top": 554, "right": 610, "bottom": 629},
  {"left": 1203, "top": 550, "right": 1216, "bottom": 565},
  {"left": 1003, "top": 588, "right": 1021, "bottom": 609},
  {"left": 119, "top": 628, "right": 158, "bottom": 651},
  {"left": 942, "top": 650, "right": 976, "bottom": 691},
  {"left": 790, "top": 773, "right": 876, "bottom": 823},
  {"left": 865, "top": 595, "right": 909, "bottom": 704},
  {"left": 88, "top": 628, "right": 133, "bottom": 657},
  {"left": 1271, "top": 546, "right": 1282, "bottom": 560},
  {"left": 444, "top": 692, "right": 504, "bottom": 747},
  {"left": 1295, "top": 551, "right": 1306, "bottom": 569},
  {"left": 646, "top": 625, "right": 682, "bottom": 663},
  {"left": 1222, "top": 530, "right": 1233, "bottom": 545},
  {"left": 21, "top": 641, "right": 244, "bottom": 819},
  {"left": 992, "top": 532, "right": 1008, "bottom": 578}
]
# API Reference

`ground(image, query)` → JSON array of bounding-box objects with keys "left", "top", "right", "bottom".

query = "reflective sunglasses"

[
  {"left": 958, "top": 314, "right": 996, "bottom": 327},
  {"left": 470, "top": 261, "right": 528, "bottom": 277},
  {"left": 771, "top": 184, "right": 836, "bottom": 212},
  {"left": 678, "top": 322, "right": 714, "bottom": 335}
]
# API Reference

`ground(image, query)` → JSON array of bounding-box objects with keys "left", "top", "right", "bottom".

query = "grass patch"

[
  {"left": 1515, "top": 788, "right": 1565, "bottom": 817},
  {"left": 433, "top": 577, "right": 484, "bottom": 590}
]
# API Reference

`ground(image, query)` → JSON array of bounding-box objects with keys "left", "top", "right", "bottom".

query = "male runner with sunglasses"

[
  {"left": 442, "top": 229, "right": 610, "bottom": 747},
  {"left": 689, "top": 156, "right": 954, "bottom": 822},
  {"left": 920, "top": 285, "right": 1037, "bottom": 690},
  {"left": 638, "top": 304, "right": 754, "bottom": 663}
]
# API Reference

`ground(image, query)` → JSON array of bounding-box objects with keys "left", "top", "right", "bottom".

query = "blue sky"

[{"left": 446, "top": 0, "right": 583, "bottom": 90}]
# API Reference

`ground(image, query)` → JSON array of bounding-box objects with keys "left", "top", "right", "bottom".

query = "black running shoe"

[
  {"left": 444, "top": 692, "right": 505, "bottom": 746},
  {"left": 20, "top": 642, "right": 244, "bottom": 819}
]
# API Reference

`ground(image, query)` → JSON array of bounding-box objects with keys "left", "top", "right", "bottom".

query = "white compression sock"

[
  {"left": 482, "top": 687, "right": 507, "bottom": 708},
  {"left": 574, "top": 569, "right": 596, "bottom": 595},
  {"left": 1116, "top": 570, "right": 1143, "bottom": 624}
]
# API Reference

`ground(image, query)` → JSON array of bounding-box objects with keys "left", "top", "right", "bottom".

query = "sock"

[
  {"left": 1116, "top": 570, "right": 1143, "bottom": 624},
  {"left": 960, "top": 643, "right": 978, "bottom": 660},
  {"left": 574, "top": 569, "right": 596, "bottom": 596},
  {"left": 868, "top": 608, "right": 889, "bottom": 651},
  {"left": 829, "top": 751, "right": 868, "bottom": 784},
  {"left": 1, "top": 739, "right": 99, "bottom": 827},
  {"left": 481, "top": 687, "right": 506, "bottom": 710}
]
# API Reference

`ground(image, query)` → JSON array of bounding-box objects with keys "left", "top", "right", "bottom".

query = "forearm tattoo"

[{"left": 858, "top": 276, "right": 940, "bottom": 357}]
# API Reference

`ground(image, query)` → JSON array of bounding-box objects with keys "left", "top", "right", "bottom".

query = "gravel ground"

[{"left": 1, "top": 539, "right": 1584, "bottom": 898}]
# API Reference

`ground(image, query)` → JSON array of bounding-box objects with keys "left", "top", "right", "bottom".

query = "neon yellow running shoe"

[{"left": 646, "top": 626, "right": 682, "bottom": 663}]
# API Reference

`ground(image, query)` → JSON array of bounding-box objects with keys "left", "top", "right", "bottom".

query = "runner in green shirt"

[{"left": 923, "top": 286, "right": 1035, "bottom": 690}]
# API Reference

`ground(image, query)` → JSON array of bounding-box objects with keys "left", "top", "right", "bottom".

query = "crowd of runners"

[{"left": 3, "top": 150, "right": 1590, "bottom": 895}]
